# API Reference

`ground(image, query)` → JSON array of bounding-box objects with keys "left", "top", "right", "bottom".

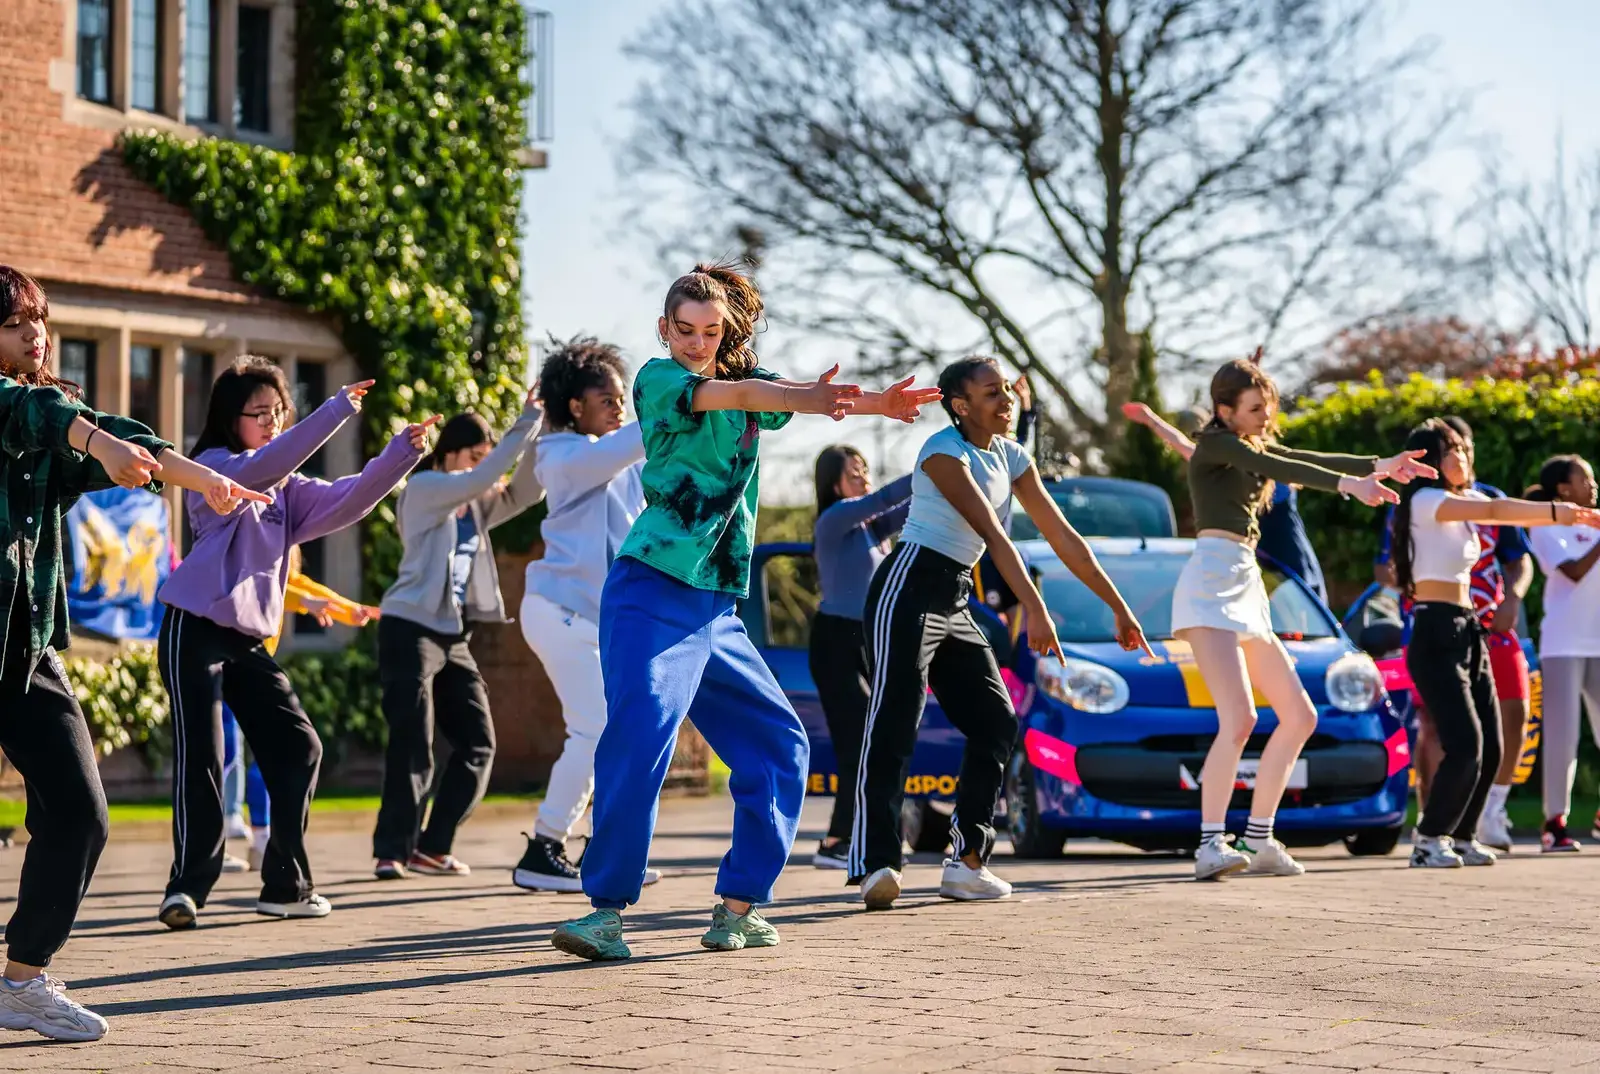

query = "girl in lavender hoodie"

[{"left": 155, "top": 357, "right": 435, "bottom": 930}]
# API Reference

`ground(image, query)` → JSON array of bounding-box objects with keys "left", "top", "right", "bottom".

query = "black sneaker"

[
  {"left": 512, "top": 834, "right": 583, "bottom": 893},
  {"left": 812, "top": 841, "right": 850, "bottom": 870}
]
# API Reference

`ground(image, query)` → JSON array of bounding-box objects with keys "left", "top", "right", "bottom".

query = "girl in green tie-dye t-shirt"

[{"left": 549, "top": 260, "right": 942, "bottom": 963}]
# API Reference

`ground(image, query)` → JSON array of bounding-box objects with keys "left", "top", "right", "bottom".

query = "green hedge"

[
  {"left": 1284, "top": 372, "right": 1600, "bottom": 602},
  {"left": 64, "top": 639, "right": 387, "bottom": 764}
]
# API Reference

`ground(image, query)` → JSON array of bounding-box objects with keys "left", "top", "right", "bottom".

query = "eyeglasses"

[{"left": 242, "top": 407, "right": 287, "bottom": 428}]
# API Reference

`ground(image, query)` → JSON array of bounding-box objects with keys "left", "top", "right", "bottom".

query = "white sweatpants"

[
  {"left": 1540, "top": 656, "right": 1600, "bottom": 821},
  {"left": 521, "top": 592, "right": 607, "bottom": 843}
]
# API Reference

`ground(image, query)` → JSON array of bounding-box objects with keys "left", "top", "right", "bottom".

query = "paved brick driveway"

[{"left": 4, "top": 796, "right": 1600, "bottom": 1072}]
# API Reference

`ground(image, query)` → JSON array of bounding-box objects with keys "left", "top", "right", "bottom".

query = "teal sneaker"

[
  {"left": 701, "top": 903, "right": 780, "bottom": 951},
  {"left": 551, "top": 909, "right": 631, "bottom": 961}
]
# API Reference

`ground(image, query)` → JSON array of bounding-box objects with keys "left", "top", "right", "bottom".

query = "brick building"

[{"left": 0, "top": 0, "right": 549, "bottom": 653}]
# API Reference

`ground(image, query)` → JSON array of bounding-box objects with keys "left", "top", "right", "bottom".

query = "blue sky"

[{"left": 521, "top": 0, "right": 1600, "bottom": 498}]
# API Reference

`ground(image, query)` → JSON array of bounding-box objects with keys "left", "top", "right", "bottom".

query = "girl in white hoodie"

[{"left": 513, "top": 338, "right": 658, "bottom": 892}]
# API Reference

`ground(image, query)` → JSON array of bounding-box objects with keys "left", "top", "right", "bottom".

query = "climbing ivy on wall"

[{"left": 120, "top": 0, "right": 533, "bottom": 593}]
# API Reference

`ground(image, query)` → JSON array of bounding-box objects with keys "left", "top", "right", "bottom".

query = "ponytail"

[
  {"left": 1526, "top": 455, "right": 1584, "bottom": 502},
  {"left": 662, "top": 259, "right": 763, "bottom": 381}
]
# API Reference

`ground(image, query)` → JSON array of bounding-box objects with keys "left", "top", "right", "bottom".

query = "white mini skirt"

[{"left": 1171, "top": 536, "right": 1274, "bottom": 640}]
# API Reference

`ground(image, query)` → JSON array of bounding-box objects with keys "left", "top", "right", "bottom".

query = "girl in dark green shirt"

[{"left": 1175, "top": 357, "right": 1431, "bottom": 882}]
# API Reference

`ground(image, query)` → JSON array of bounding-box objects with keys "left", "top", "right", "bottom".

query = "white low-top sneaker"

[
  {"left": 1476, "top": 809, "right": 1513, "bottom": 853},
  {"left": 0, "top": 975, "right": 108, "bottom": 1042},
  {"left": 1410, "top": 833, "right": 1465, "bottom": 868},
  {"left": 1194, "top": 833, "right": 1249, "bottom": 880},
  {"left": 257, "top": 893, "right": 332, "bottom": 919},
  {"left": 158, "top": 892, "right": 198, "bottom": 930},
  {"left": 939, "top": 858, "right": 1013, "bottom": 901},
  {"left": 1243, "top": 837, "right": 1305, "bottom": 876},
  {"left": 1456, "top": 839, "right": 1498, "bottom": 866},
  {"left": 860, "top": 866, "right": 902, "bottom": 910}
]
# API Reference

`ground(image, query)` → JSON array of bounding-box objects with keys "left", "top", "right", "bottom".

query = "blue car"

[{"left": 743, "top": 477, "right": 1410, "bottom": 857}]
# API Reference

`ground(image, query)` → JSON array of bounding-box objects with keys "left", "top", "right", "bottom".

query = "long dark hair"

[
  {"left": 814, "top": 445, "right": 867, "bottom": 516},
  {"left": 0, "top": 266, "right": 81, "bottom": 397},
  {"left": 1392, "top": 418, "right": 1467, "bottom": 596},
  {"left": 1525, "top": 455, "right": 1585, "bottom": 501},
  {"left": 424, "top": 412, "right": 495, "bottom": 470},
  {"left": 660, "top": 260, "right": 763, "bottom": 380},
  {"left": 191, "top": 356, "right": 295, "bottom": 455},
  {"left": 537, "top": 335, "right": 628, "bottom": 432},
  {"left": 937, "top": 355, "right": 999, "bottom": 439}
]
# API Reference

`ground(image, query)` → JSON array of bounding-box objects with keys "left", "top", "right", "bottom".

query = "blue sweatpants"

[
  {"left": 585, "top": 556, "right": 809, "bottom": 910},
  {"left": 223, "top": 704, "right": 271, "bottom": 828}
]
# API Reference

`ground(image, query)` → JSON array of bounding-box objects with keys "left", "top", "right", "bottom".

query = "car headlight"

[
  {"left": 1035, "top": 655, "right": 1129, "bottom": 714},
  {"left": 1325, "top": 652, "right": 1383, "bottom": 713}
]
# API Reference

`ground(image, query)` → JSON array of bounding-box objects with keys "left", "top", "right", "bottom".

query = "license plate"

[{"left": 1179, "top": 759, "right": 1308, "bottom": 791}]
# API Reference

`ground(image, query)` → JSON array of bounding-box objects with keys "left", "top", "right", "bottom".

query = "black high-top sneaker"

[{"left": 512, "top": 834, "right": 583, "bottom": 892}]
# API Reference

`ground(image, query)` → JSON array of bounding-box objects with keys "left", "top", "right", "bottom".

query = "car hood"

[{"left": 1058, "top": 635, "right": 1355, "bottom": 709}]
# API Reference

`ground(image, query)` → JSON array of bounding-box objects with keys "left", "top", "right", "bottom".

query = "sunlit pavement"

[{"left": 4, "top": 796, "right": 1600, "bottom": 1072}]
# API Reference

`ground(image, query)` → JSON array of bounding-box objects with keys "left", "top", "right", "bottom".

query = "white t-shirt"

[
  {"left": 899, "top": 425, "right": 1033, "bottom": 567},
  {"left": 1529, "top": 524, "right": 1600, "bottom": 658},
  {"left": 1408, "top": 488, "right": 1484, "bottom": 585}
]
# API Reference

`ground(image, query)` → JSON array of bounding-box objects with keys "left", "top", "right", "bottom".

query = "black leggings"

[
  {"left": 0, "top": 631, "right": 109, "bottom": 968},
  {"left": 159, "top": 607, "right": 324, "bottom": 906},
  {"left": 1408, "top": 602, "right": 1502, "bottom": 840},
  {"left": 373, "top": 615, "right": 496, "bottom": 861},
  {"left": 848, "top": 543, "right": 1018, "bottom": 881},
  {"left": 809, "top": 613, "right": 869, "bottom": 843}
]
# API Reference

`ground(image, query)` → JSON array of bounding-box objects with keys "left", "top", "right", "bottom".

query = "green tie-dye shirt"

[{"left": 617, "top": 358, "right": 793, "bottom": 595}]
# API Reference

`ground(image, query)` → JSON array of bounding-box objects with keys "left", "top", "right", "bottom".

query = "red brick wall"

[{"left": 0, "top": 0, "right": 261, "bottom": 303}]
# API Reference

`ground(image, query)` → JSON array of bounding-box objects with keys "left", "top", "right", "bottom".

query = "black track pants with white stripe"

[
  {"left": 848, "top": 543, "right": 1019, "bottom": 882},
  {"left": 158, "top": 608, "right": 323, "bottom": 906}
]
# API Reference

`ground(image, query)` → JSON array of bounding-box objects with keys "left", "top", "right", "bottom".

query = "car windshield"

[
  {"left": 1010, "top": 484, "right": 1172, "bottom": 540},
  {"left": 1035, "top": 550, "right": 1336, "bottom": 643}
]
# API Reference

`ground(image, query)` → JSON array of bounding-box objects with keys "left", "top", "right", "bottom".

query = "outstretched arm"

[
  {"left": 1012, "top": 465, "right": 1153, "bottom": 656},
  {"left": 284, "top": 420, "right": 433, "bottom": 544},
  {"left": 1121, "top": 402, "right": 1195, "bottom": 461},
  {"left": 205, "top": 384, "right": 370, "bottom": 493}
]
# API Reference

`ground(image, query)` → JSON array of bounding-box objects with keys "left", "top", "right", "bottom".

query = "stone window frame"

[{"left": 55, "top": 0, "right": 296, "bottom": 151}]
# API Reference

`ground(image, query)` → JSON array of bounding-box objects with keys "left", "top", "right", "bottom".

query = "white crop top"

[{"left": 1407, "top": 488, "right": 1485, "bottom": 585}]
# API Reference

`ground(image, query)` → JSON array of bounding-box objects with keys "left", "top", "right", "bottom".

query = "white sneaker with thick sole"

[
  {"left": 642, "top": 868, "right": 663, "bottom": 887},
  {"left": 939, "top": 859, "right": 1013, "bottom": 901},
  {"left": 0, "top": 975, "right": 108, "bottom": 1042},
  {"left": 1476, "top": 809, "right": 1513, "bottom": 853},
  {"left": 1410, "top": 834, "right": 1465, "bottom": 868},
  {"left": 158, "top": 892, "right": 198, "bottom": 930},
  {"left": 860, "top": 867, "right": 902, "bottom": 910},
  {"left": 221, "top": 853, "right": 250, "bottom": 874},
  {"left": 257, "top": 893, "right": 332, "bottom": 919},
  {"left": 1242, "top": 837, "right": 1305, "bottom": 876},
  {"left": 1194, "top": 834, "right": 1249, "bottom": 880},
  {"left": 1457, "top": 839, "right": 1498, "bottom": 866}
]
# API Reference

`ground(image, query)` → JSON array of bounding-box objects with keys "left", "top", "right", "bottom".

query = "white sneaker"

[
  {"left": 860, "top": 867, "right": 902, "bottom": 910},
  {"left": 224, "top": 812, "right": 250, "bottom": 840},
  {"left": 642, "top": 868, "right": 663, "bottom": 887},
  {"left": 1457, "top": 839, "right": 1498, "bottom": 866},
  {"left": 938, "top": 858, "right": 1013, "bottom": 901},
  {"left": 1476, "top": 809, "right": 1513, "bottom": 853},
  {"left": 1242, "top": 837, "right": 1305, "bottom": 876},
  {"left": 0, "top": 975, "right": 108, "bottom": 1042},
  {"left": 158, "top": 892, "right": 198, "bottom": 930},
  {"left": 257, "top": 893, "right": 332, "bottom": 919},
  {"left": 1410, "top": 833, "right": 1465, "bottom": 868},
  {"left": 221, "top": 853, "right": 250, "bottom": 874},
  {"left": 1194, "top": 833, "right": 1249, "bottom": 880}
]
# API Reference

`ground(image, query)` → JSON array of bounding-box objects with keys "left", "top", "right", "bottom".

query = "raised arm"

[
  {"left": 402, "top": 395, "right": 541, "bottom": 522},
  {"left": 478, "top": 394, "right": 549, "bottom": 529},
  {"left": 1201, "top": 433, "right": 1379, "bottom": 496},
  {"left": 1011, "top": 465, "right": 1152, "bottom": 656},
  {"left": 1267, "top": 443, "right": 1378, "bottom": 477},
  {"left": 207, "top": 390, "right": 361, "bottom": 492},
  {"left": 284, "top": 425, "right": 428, "bottom": 545},
  {"left": 815, "top": 473, "right": 914, "bottom": 540},
  {"left": 1122, "top": 402, "right": 1195, "bottom": 461}
]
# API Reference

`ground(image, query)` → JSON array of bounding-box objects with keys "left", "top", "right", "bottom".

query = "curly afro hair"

[{"left": 537, "top": 335, "right": 629, "bottom": 432}]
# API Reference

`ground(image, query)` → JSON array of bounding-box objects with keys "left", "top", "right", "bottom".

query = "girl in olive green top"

[{"left": 1176, "top": 358, "right": 1433, "bottom": 881}]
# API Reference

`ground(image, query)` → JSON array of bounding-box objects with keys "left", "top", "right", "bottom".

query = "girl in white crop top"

[{"left": 1393, "top": 420, "right": 1600, "bottom": 870}]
